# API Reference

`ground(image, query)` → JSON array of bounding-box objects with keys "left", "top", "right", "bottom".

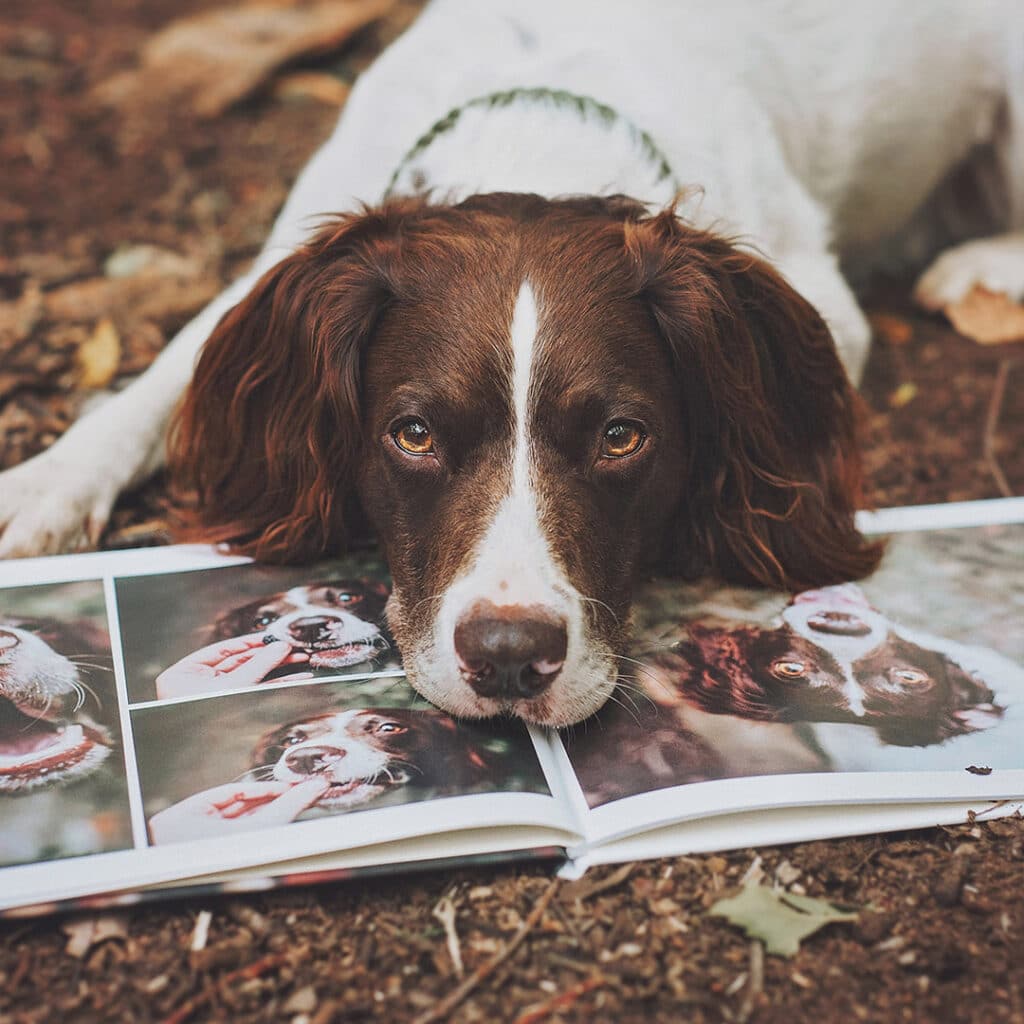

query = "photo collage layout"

[{"left": 0, "top": 560, "right": 549, "bottom": 869}]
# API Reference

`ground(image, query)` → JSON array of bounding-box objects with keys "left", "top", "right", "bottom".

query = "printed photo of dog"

[
  {"left": 565, "top": 522, "right": 1024, "bottom": 806},
  {"left": 131, "top": 676, "right": 549, "bottom": 844},
  {"left": 648, "top": 584, "right": 1004, "bottom": 748},
  {"left": 116, "top": 559, "right": 398, "bottom": 703},
  {"left": 0, "top": 581, "right": 133, "bottom": 867}
]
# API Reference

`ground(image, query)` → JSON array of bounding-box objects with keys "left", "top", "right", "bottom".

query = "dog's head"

[
  {"left": 210, "top": 579, "right": 391, "bottom": 669},
  {"left": 0, "top": 617, "right": 113, "bottom": 793},
  {"left": 171, "top": 195, "right": 881, "bottom": 725},
  {"left": 782, "top": 585, "right": 1002, "bottom": 744},
  {"left": 248, "top": 707, "right": 494, "bottom": 811},
  {"left": 650, "top": 584, "right": 1002, "bottom": 746}
]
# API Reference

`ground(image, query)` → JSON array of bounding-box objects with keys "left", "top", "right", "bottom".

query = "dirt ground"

[{"left": 1, "top": 2, "right": 1023, "bottom": 1022}]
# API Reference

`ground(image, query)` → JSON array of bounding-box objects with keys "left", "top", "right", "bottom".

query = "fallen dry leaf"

[
  {"left": 709, "top": 882, "right": 858, "bottom": 957},
  {"left": 870, "top": 313, "right": 914, "bottom": 346},
  {"left": 945, "top": 285, "right": 1024, "bottom": 345},
  {"left": 273, "top": 70, "right": 351, "bottom": 105},
  {"left": 94, "top": 0, "right": 392, "bottom": 119},
  {"left": 77, "top": 317, "right": 121, "bottom": 389},
  {"left": 0, "top": 281, "right": 43, "bottom": 343},
  {"left": 62, "top": 913, "right": 129, "bottom": 959},
  {"left": 888, "top": 381, "right": 918, "bottom": 409},
  {"left": 44, "top": 269, "right": 220, "bottom": 330}
]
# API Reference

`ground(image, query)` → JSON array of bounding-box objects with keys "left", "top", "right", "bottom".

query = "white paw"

[
  {"left": 914, "top": 234, "right": 1024, "bottom": 311},
  {"left": 0, "top": 450, "right": 120, "bottom": 559}
]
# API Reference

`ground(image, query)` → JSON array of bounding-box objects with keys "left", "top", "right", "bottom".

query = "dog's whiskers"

[
  {"left": 611, "top": 652, "right": 675, "bottom": 702},
  {"left": 577, "top": 592, "right": 619, "bottom": 624}
]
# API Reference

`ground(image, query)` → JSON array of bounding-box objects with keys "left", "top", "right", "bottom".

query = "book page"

[
  {"left": 0, "top": 548, "right": 575, "bottom": 913},
  {"left": 552, "top": 500, "right": 1024, "bottom": 850}
]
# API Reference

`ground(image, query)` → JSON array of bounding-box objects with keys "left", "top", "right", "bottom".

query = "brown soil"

[{"left": 1, "top": 3, "right": 1022, "bottom": 1022}]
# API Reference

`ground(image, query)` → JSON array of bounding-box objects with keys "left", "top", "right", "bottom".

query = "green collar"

[{"left": 385, "top": 86, "right": 679, "bottom": 200}]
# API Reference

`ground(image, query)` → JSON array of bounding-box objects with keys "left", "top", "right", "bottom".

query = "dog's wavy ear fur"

[
  {"left": 170, "top": 202, "right": 421, "bottom": 562},
  {"left": 625, "top": 211, "right": 883, "bottom": 589},
  {"left": 650, "top": 624, "right": 782, "bottom": 720}
]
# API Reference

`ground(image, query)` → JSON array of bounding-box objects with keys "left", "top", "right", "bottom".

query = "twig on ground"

[
  {"left": 560, "top": 862, "right": 635, "bottom": 903},
  {"left": 432, "top": 891, "right": 464, "bottom": 978},
  {"left": 161, "top": 952, "right": 290, "bottom": 1024},
  {"left": 188, "top": 910, "right": 212, "bottom": 953},
  {"left": 513, "top": 975, "right": 606, "bottom": 1024},
  {"left": 737, "top": 940, "right": 765, "bottom": 1024},
  {"left": 983, "top": 358, "right": 1014, "bottom": 497},
  {"left": 412, "top": 878, "right": 561, "bottom": 1024}
]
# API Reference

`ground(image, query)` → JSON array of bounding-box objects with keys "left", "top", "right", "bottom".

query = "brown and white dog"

[
  {"left": 646, "top": 584, "right": 1003, "bottom": 748},
  {"left": 2, "top": 2, "right": 1021, "bottom": 726},
  {"left": 210, "top": 579, "right": 392, "bottom": 671},
  {"left": 0, "top": 618, "right": 114, "bottom": 794},
  {"left": 171, "top": 196, "right": 881, "bottom": 726},
  {"left": 248, "top": 707, "right": 497, "bottom": 813}
]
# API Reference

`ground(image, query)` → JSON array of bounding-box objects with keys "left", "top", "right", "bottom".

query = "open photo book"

[{"left": 2, "top": 498, "right": 1023, "bottom": 917}]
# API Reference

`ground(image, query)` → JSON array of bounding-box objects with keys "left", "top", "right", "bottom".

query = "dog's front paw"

[
  {"left": 914, "top": 234, "right": 1024, "bottom": 311},
  {"left": 0, "top": 451, "right": 119, "bottom": 558}
]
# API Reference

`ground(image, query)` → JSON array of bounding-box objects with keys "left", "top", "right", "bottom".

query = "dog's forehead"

[{"left": 368, "top": 278, "right": 664, "bottom": 433}]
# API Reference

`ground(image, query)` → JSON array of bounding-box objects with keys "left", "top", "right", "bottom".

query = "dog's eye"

[
  {"left": 771, "top": 659, "right": 807, "bottom": 679},
  {"left": 376, "top": 721, "right": 405, "bottom": 734},
  {"left": 284, "top": 731, "right": 307, "bottom": 746},
  {"left": 253, "top": 613, "right": 276, "bottom": 629},
  {"left": 601, "top": 420, "right": 646, "bottom": 459},
  {"left": 392, "top": 419, "right": 434, "bottom": 456},
  {"left": 890, "top": 668, "right": 930, "bottom": 687}
]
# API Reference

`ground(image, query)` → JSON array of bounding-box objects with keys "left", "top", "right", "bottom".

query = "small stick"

[
  {"left": 983, "top": 358, "right": 1014, "bottom": 498},
  {"left": 513, "top": 975, "right": 606, "bottom": 1024},
  {"left": 161, "top": 952, "right": 289, "bottom": 1024},
  {"left": 189, "top": 910, "right": 212, "bottom": 953},
  {"left": 412, "top": 879, "right": 561, "bottom": 1024},
  {"left": 563, "top": 861, "right": 635, "bottom": 902},
  {"left": 432, "top": 893, "right": 464, "bottom": 977},
  {"left": 737, "top": 940, "right": 765, "bottom": 1024}
]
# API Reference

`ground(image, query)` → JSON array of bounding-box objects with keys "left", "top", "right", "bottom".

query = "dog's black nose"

[
  {"left": 284, "top": 745, "right": 345, "bottom": 776},
  {"left": 287, "top": 616, "right": 334, "bottom": 645},
  {"left": 454, "top": 604, "right": 567, "bottom": 700}
]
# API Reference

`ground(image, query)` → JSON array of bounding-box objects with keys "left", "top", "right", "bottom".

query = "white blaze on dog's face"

[
  {"left": 410, "top": 284, "right": 617, "bottom": 725},
  {"left": 781, "top": 584, "right": 890, "bottom": 716},
  {"left": 0, "top": 623, "right": 111, "bottom": 793}
]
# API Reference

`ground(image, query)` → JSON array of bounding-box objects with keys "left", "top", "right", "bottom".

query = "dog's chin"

[{"left": 403, "top": 662, "right": 619, "bottom": 727}]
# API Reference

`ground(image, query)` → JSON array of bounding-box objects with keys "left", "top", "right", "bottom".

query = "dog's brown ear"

[
  {"left": 626, "top": 211, "right": 883, "bottom": 590},
  {"left": 170, "top": 202, "right": 421, "bottom": 562},
  {"left": 649, "top": 625, "right": 782, "bottom": 720}
]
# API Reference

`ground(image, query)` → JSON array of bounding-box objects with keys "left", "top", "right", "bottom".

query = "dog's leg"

[{"left": 0, "top": 270, "right": 267, "bottom": 557}]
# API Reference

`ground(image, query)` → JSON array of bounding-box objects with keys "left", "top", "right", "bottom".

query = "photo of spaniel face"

[
  {"left": 211, "top": 579, "right": 392, "bottom": 672},
  {"left": 0, "top": 617, "right": 113, "bottom": 794},
  {"left": 647, "top": 584, "right": 1002, "bottom": 747},
  {"left": 248, "top": 707, "right": 495, "bottom": 813}
]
